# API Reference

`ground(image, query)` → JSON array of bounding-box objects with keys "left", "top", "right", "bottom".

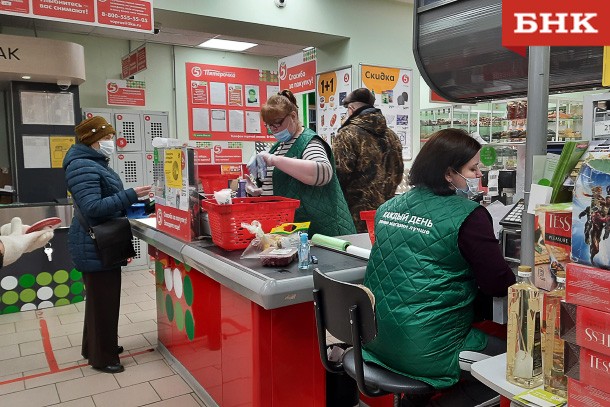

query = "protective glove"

[
  {"left": 1, "top": 217, "right": 28, "bottom": 236},
  {"left": 246, "top": 152, "right": 268, "bottom": 181},
  {"left": 0, "top": 229, "right": 54, "bottom": 266}
]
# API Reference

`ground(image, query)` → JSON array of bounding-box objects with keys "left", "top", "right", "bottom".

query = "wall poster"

[
  {"left": 315, "top": 66, "right": 352, "bottom": 144},
  {"left": 360, "top": 64, "right": 413, "bottom": 160},
  {"left": 186, "top": 63, "right": 278, "bottom": 144}
]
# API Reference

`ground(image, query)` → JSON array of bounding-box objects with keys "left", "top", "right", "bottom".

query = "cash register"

[{"left": 499, "top": 199, "right": 524, "bottom": 262}]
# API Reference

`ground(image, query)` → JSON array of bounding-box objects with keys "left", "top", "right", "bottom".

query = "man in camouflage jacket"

[{"left": 333, "top": 88, "right": 404, "bottom": 233}]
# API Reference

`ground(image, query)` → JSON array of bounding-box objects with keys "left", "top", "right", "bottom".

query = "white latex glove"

[
  {"left": 0, "top": 217, "right": 28, "bottom": 236},
  {"left": 0, "top": 229, "right": 54, "bottom": 266},
  {"left": 246, "top": 152, "right": 269, "bottom": 180},
  {"left": 257, "top": 151, "right": 277, "bottom": 167}
]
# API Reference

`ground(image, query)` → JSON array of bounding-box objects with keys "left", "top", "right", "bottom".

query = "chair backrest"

[{"left": 312, "top": 268, "right": 377, "bottom": 345}]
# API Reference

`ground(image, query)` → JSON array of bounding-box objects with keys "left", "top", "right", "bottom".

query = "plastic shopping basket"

[
  {"left": 200, "top": 174, "right": 240, "bottom": 194},
  {"left": 201, "top": 196, "right": 301, "bottom": 250}
]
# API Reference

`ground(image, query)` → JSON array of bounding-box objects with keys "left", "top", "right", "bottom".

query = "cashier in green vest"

[
  {"left": 248, "top": 89, "right": 355, "bottom": 237},
  {"left": 362, "top": 128, "right": 516, "bottom": 391}
]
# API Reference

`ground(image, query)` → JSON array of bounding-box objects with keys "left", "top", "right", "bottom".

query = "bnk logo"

[{"left": 502, "top": 0, "right": 609, "bottom": 49}]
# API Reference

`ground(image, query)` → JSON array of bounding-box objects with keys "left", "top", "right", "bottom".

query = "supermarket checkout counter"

[{"left": 130, "top": 218, "right": 370, "bottom": 407}]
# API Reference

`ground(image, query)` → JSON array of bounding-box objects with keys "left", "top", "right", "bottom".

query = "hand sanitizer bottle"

[{"left": 298, "top": 232, "right": 310, "bottom": 270}]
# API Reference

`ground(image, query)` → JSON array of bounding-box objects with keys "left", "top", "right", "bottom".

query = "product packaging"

[
  {"left": 564, "top": 342, "right": 610, "bottom": 393},
  {"left": 571, "top": 158, "right": 610, "bottom": 269},
  {"left": 561, "top": 301, "right": 610, "bottom": 357},
  {"left": 259, "top": 248, "right": 298, "bottom": 267},
  {"left": 566, "top": 262, "right": 610, "bottom": 313},
  {"left": 568, "top": 377, "right": 610, "bottom": 407},
  {"left": 534, "top": 203, "right": 572, "bottom": 291}
]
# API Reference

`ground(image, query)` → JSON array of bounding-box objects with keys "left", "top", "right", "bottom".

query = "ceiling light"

[
  {"left": 303, "top": 46, "right": 314, "bottom": 51},
  {"left": 198, "top": 38, "right": 257, "bottom": 52},
  {"left": 21, "top": 75, "right": 31, "bottom": 80}
]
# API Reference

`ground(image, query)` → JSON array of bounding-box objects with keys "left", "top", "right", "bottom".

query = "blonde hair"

[{"left": 261, "top": 89, "right": 301, "bottom": 126}]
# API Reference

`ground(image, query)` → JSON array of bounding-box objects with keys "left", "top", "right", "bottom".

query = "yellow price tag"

[{"left": 318, "top": 71, "right": 337, "bottom": 103}]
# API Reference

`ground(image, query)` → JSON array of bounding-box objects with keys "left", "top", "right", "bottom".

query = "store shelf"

[{"left": 420, "top": 98, "right": 583, "bottom": 143}]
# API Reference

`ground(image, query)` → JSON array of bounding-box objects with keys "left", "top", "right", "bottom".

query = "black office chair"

[{"left": 312, "top": 268, "right": 435, "bottom": 407}]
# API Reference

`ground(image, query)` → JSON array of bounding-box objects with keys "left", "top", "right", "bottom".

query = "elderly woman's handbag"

[{"left": 73, "top": 204, "right": 136, "bottom": 267}]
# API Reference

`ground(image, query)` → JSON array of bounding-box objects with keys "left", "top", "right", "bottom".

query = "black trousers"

[{"left": 81, "top": 268, "right": 122, "bottom": 368}]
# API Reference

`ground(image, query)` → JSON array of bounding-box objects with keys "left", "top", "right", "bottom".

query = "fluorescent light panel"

[{"left": 198, "top": 38, "right": 257, "bottom": 51}]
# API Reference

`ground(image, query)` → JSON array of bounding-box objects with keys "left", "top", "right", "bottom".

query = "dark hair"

[
  {"left": 261, "top": 89, "right": 299, "bottom": 123},
  {"left": 409, "top": 128, "right": 481, "bottom": 195}
]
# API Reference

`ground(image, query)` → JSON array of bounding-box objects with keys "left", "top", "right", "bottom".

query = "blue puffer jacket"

[{"left": 63, "top": 143, "right": 138, "bottom": 272}]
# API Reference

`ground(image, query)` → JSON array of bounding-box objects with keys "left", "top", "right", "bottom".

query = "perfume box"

[
  {"left": 568, "top": 377, "right": 610, "bottom": 407},
  {"left": 566, "top": 263, "right": 610, "bottom": 313},
  {"left": 534, "top": 204, "right": 572, "bottom": 291},
  {"left": 564, "top": 342, "right": 610, "bottom": 392},
  {"left": 561, "top": 301, "right": 610, "bottom": 357}
]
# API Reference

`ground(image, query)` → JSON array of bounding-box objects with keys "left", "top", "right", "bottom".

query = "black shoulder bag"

[{"left": 73, "top": 203, "right": 136, "bottom": 267}]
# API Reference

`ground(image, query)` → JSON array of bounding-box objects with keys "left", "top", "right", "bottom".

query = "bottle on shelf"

[
  {"left": 298, "top": 232, "right": 310, "bottom": 270},
  {"left": 506, "top": 265, "right": 543, "bottom": 388},
  {"left": 542, "top": 270, "right": 567, "bottom": 398}
]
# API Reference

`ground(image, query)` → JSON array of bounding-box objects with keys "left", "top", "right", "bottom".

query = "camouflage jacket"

[{"left": 332, "top": 107, "right": 404, "bottom": 233}]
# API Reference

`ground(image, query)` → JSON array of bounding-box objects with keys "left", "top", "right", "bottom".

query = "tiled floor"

[{"left": 0, "top": 269, "right": 207, "bottom": 407}]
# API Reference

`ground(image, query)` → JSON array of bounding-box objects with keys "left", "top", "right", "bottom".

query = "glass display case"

[
  {"left": 420, "top": 98, "right": 583, "bottom": 144},
  {"left": 582, "top": 92, "right": 610, "bottom": 140}
]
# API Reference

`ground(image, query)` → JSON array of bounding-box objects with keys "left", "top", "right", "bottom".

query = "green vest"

[
  {"left": 362, "top": 187, "right": 486, "bottom": 389},
  {"left": 270, "top": 129, "right": 356, "bottom": 237}
]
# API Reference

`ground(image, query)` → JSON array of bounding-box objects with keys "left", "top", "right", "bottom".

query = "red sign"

[
  {"left": 213, "top": 147, "right": 243, "bottom": 164},
  {"left": 0, "top": 0, "right": 29, "bottom": 14},
  {"left": 97, "top": 0, "right": 153, "bottom": 32},
  {"left": 33, "top": 0, "right": 94, "bottom": 22},
  {"left": 121, "top": 45, "right": 147, "bottom": 79},
  {"left": 2, "top": 0, "right": 153, "bottom": 33},
  {"left": 503, "top": 0, "right": 609, "bottom": 48},
  {"left": 279, "top": 60, "right": 316, "bottom": 95},
  {"left": 194, "top": 149, "right": 212, "bottom": 165},
  {"left": 156, "top": 204, "right": 192, "bottom": 241},
  {"left": 430, "top": 90, "right": 449, "bottom": 103},
  {"left": 106, "top": 79, "right": 146, "bottom": 107}
]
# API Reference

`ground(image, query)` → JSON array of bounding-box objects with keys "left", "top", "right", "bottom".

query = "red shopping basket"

[
  {"left": 201, "top": 196, "right": 301, "bottom": 250},
  {"left": 360, "top": 210, "right": 376, "bottom": 244},
  {"left": 200, "top": 174, "right": 240, "bottom": 194}
]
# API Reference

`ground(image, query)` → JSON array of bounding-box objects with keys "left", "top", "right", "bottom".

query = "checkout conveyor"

[{"left": 130, "top": 217, "right": 369, "bottom": 310}]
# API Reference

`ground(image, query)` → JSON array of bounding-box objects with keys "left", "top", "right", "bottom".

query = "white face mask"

[
  {"left": 97, "top": 140, "right": 115, "bottom": 157},
  {"left": 452, "top": 169, "right": 479, "bottom": 195}
]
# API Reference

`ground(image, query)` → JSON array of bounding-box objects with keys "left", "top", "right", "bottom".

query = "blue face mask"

[{"left": 273, "top": 128, "right": 293, "bottom": 143}]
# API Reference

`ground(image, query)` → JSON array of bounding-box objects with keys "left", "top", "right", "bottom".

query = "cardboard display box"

[
  {"left": 568, "top": 377, "right": 610, "bottom": 407},
  {"left": 561, "top": 301, "right": 610, "bottom": 357},
  {"left": 566, "top": 263, "right": 610, "bottom": 314},
  {"left": 565, "top": 342, "right": 610, "bottom": 395},
  {"left": 571, "top": 158, "right": 610, "bottom": 270},
  {"left": 534, "top": 203, "right": 572, "bottom": 291}
]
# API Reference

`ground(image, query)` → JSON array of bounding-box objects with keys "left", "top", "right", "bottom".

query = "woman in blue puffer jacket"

[{"left": 63, "top": 116, "right": 151, "bottom": 374}]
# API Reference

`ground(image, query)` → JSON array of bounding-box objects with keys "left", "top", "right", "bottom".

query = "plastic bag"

[{"left": 240, "top": 221, "right": 277, "bottom": 259}]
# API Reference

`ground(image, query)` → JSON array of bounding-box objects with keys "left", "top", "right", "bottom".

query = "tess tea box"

[
  {"left": 564, "top": 343, "right": 610, "bottom": 393},
  {"left": 534, "top": 204, "right": 572, "bottom": 291},
  {"left": 566, "top": 263, "right": 610, "bottom": 313},
  {"left": 561, "top": 301, "right": 610, "bottom": 357},
  {"left": 568, "top": 377, "right": 610, "bottom": 407}
]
